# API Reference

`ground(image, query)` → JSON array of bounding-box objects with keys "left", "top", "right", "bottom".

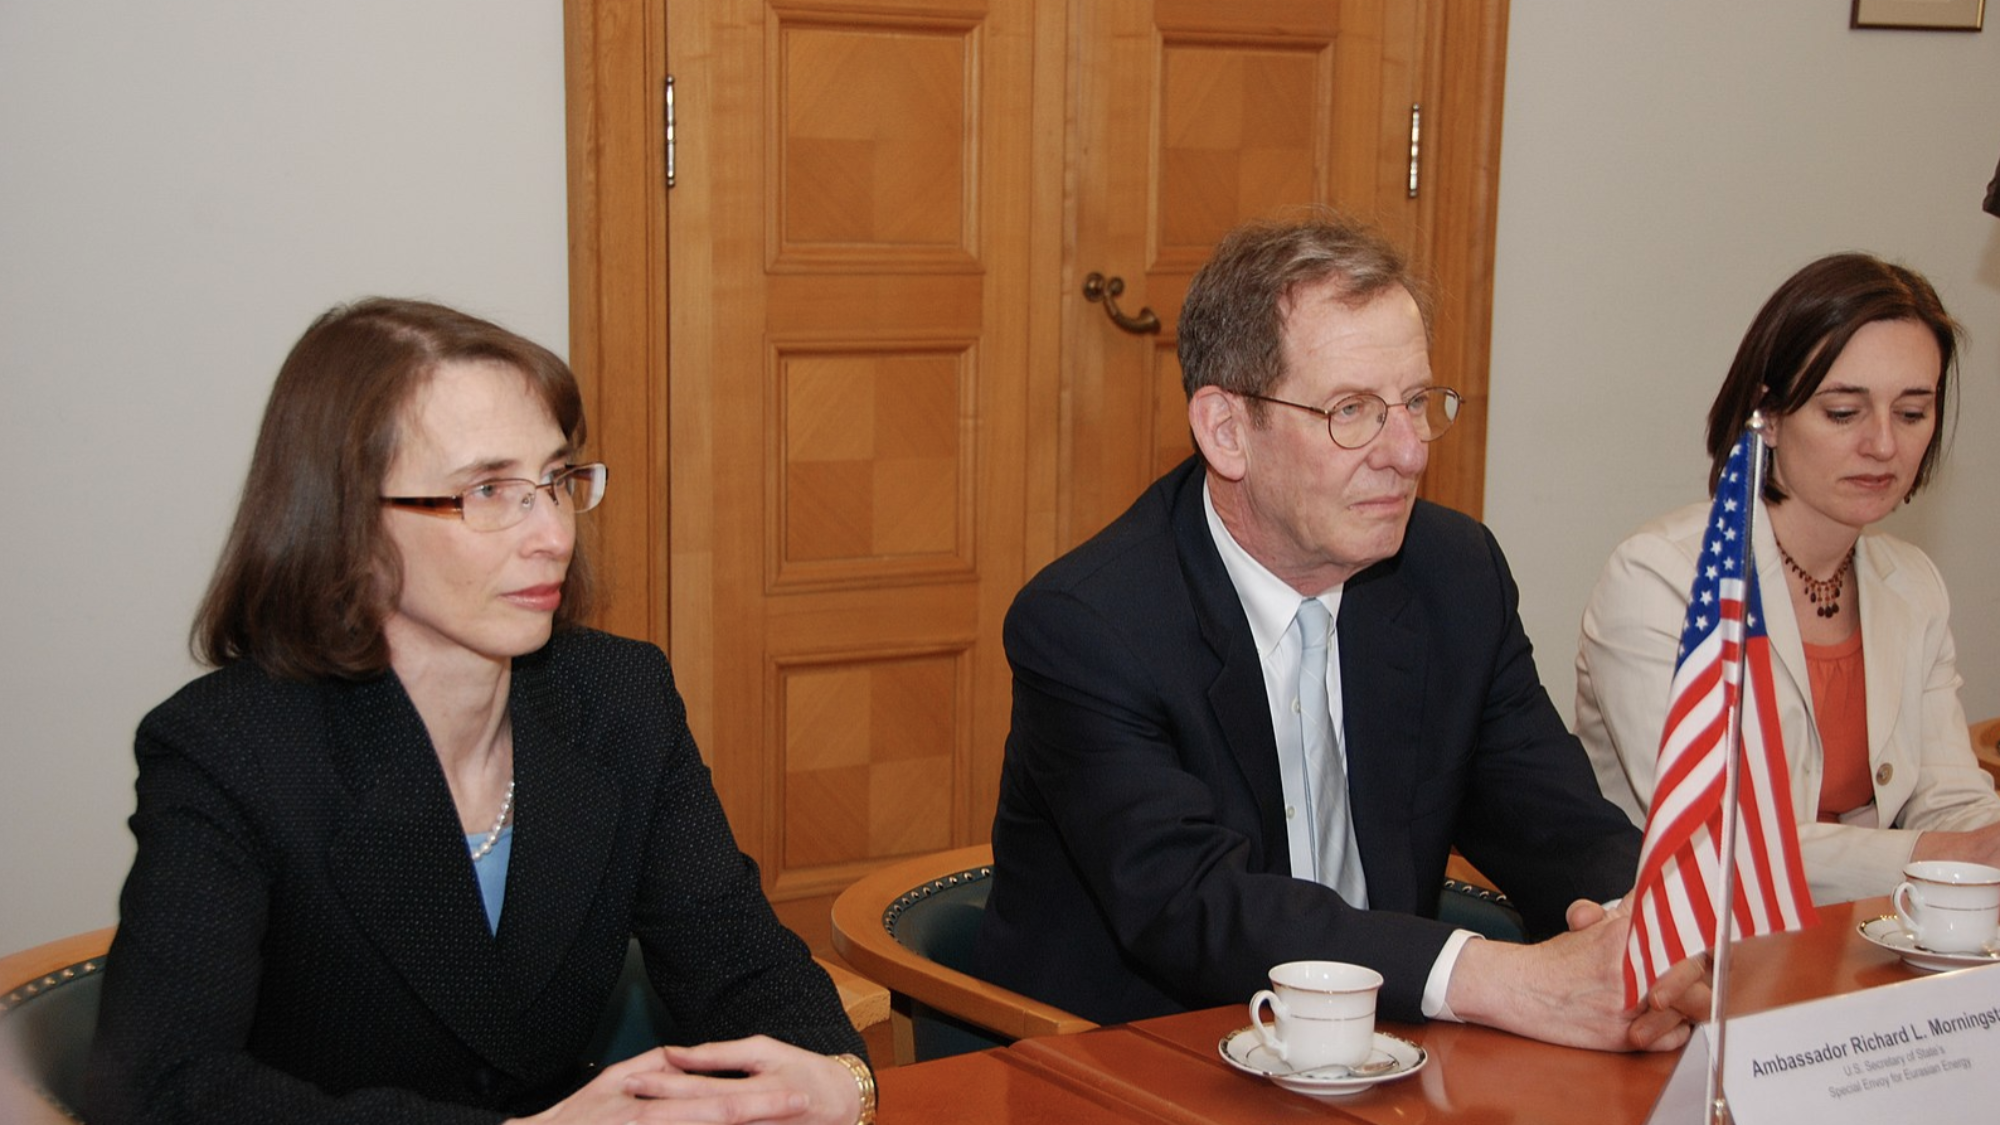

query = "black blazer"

[
  {"left": 971, "top": 459, "right": 1640, "bottom": 1024},
  {"left": 88, "top": 629, "right": 860, "bottom": 1125}
]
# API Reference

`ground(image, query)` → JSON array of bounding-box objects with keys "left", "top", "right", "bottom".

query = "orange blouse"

[{"left": 1806, "top": 629, "right": 1870, "bottom": 823}]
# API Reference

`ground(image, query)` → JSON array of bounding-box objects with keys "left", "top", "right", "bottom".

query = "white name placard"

[{"left": 1650, "top": 963, "right": 2000, "bottom": 1124}]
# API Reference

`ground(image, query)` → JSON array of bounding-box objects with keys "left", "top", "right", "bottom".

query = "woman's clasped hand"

[{"left": 517, "top": 1039, "right": 865, "bottom": 1125}]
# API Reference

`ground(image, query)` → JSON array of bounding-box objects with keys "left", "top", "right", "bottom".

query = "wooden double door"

[{"left": 565, "top": 0, "right": 1506, "bottom": 920}]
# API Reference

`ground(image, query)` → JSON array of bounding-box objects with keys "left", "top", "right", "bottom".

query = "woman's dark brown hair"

[
  {"left": 1705, "top": 252, "right": 1960, "bottom": 502},
  {"left": 194, "top": 298, "right": 596, "bottom": 680}
]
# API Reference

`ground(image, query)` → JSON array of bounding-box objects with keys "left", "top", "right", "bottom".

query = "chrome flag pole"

[
  {"left": 1629, "top": 412, "right": 1815, "bottom": 1123},
  {"left": 1703, "top": 412, "right": 1772, "bottom": 1125}
]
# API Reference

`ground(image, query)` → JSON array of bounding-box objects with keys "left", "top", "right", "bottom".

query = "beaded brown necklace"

[{"left": 1774, "top": 538, "right": 1855, "bottom": 619}]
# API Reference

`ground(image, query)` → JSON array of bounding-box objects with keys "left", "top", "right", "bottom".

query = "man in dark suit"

[{"left": 972, "top": 213, "right": 1704, "bottom": 1052}]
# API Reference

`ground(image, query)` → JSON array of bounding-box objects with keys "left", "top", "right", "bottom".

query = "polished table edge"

[
  {"left": 874, "top": 1044, "right": 1186, "bottom": 1123},
  {"left": 875, "top": 899, "right": 1944, "bottom": 1124}
]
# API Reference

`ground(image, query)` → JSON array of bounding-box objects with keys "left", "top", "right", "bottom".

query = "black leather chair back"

[
  {"left": 2, "top": 950, "right": 105, "bottom": 1119},
  {"left": 1, "top": 937, "right": 688, "bottom": 1120},
  {"left": 1438, "top": 879, "right": 1529, "bottom": 942},
  {"left": 883, "top": 867, "right": 1008, "bottom": 1060}
]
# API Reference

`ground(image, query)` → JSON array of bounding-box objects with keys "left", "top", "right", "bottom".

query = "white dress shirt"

[{"left": 1204, "top": 482, "right": 1474, "bottom": 1019}]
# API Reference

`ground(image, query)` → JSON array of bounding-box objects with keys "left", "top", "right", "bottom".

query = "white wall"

[
  {"left": 1490, "top": 3, "right": 2000, "bottom": 735},
  {"left": 6, "top": 1, "right": 1998, "bottom": 958},
  {"left": 0, "top": 2, "right": 568, "bottom": 954}
]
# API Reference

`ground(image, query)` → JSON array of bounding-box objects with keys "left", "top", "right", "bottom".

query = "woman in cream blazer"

[
  {"left": 1577, "top": 502, "right": 1998, "bottom": 904},
  {"left": 1575, "top": 252, "right": 2000, "bottom": 906}
]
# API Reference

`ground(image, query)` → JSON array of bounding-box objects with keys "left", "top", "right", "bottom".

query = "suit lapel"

[
  {"left": 323, "top": 673, "right": 521, "bottom": 1069},
  {"left": 494, "top": 645, "right": 619, "bottom": 1012},
  {"left": 1336, "top": 554, "right": 1426, "bottom": 913},
  {"left": 1753, "top": 502, "right": 1909, "bottom": 809},
  {"left": 1853, "top": 534, "right": 1910, "bottom": 768},
  {"left": 1166, "top": 466, "right": 1291, "bottom": 866},
  {"left": 321, "top": 649, "right": 619, "bottom": 1077}
]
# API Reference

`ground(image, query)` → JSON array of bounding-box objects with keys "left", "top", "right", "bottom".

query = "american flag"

[{"left": 1623, "top": 430, "right": 1818, "bottom": 1007}]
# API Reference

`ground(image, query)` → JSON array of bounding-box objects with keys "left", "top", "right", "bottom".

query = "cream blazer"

[{"left": 1575, "top": 501, "right": 2000, "bottom": 905}]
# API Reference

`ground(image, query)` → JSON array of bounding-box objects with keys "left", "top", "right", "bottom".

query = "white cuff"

[{"left": 1420, "top": 929, "right": 1482, "bottom": 1021}]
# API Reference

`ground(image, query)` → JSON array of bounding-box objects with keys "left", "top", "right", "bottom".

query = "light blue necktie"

[{"left": 1297, "top": 598, "right": 1367, "bottom": 906}]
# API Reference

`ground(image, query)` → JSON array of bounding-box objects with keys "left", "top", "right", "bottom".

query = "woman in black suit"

[{"left": 87, "top": 299, "right": 871, "bottom": 1125}]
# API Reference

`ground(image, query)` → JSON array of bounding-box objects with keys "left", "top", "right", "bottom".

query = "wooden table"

[{"left": 875, "top": 898, "right": 1933, "bottom": 1123}]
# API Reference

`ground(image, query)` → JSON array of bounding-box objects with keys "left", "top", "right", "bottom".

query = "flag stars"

[{"left": 1631, "top": 430, "right": 1814, "bottom": 1008}]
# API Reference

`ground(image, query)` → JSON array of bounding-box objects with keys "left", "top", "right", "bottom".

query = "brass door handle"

[{"left": 1082, "top": 272, "right": 1161, "bottom": 335}]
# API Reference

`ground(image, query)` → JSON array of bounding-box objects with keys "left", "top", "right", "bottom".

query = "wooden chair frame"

[
  {"left": 0, "top": 929, "right": 114, "bottom": 1002},
  {"left": 1, "top": 926, "right": 114, "bottom": 1124},
  {"left": 1972, "top": 716, "right": 2000, "bottom": 787},
  {"left": 830, "top": 844, "right": 1094, "bottom": 1064}
]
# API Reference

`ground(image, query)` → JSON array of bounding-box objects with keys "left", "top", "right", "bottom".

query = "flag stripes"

[{"left": 1623, "top": 431, "right": 1818, "bottom": 1006}]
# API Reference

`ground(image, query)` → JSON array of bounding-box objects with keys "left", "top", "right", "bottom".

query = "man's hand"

[
  {"left": 1444, "top": 898, "right": 1711, "bottom": 1052},
  {"left": 1567, "top": 898, "right": 1715, "bottom": 1045}
]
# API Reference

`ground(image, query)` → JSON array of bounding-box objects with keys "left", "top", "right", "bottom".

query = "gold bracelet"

[{"left": 832, "top": 1052, "right": 876, "bottom": 1125}]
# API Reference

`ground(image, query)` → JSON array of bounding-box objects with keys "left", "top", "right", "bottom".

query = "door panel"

[
  {"left": 664, "top": 0, "right": 1032, "bottom": 901},
  {"left": 564, "top": 0, "right": 1504, "bottom": 911},
  {"left": 1061, "top": 0, "right": 1421, "bottom": 548}
]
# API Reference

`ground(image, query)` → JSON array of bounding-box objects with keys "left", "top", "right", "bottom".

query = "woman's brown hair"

[
  {"left": 194, "top": 298, "right": 596, "bottom": 680},
  {"left": 1705, "top": 252, "right": 1960, "bottom": 502}
]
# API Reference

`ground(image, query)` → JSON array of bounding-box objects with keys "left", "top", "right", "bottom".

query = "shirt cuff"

[{"left": 1421, "top": 930, "right": 1482, "bottom": 1021}]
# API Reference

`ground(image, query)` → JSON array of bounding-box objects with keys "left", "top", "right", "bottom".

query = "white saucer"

[
  {"left": 1217, "top": 1026, "right": 1426, "bottom": 1096},
  {"left": 1857, "top": 915, "right": 2000, "bottom": 973}
]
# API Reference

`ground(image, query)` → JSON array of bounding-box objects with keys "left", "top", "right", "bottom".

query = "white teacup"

[
  {"left": 1893, "top": 860, "right": 2000, "bottom": 954},
  {"left": 1247, "top": 960, "right": 1381, "bottom": 1073}
]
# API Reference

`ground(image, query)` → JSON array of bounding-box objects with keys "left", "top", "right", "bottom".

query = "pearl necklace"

[
  {"left": 470, "top": 778, "right": 516, "bottom": 862},
  {"left": 1775, "top": 538, "right": 1855, "bottom": 619}
]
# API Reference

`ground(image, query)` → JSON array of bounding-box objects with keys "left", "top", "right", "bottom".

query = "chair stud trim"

[
  {"left": 879, "top": 865, "right": 994, "bottom": 935},
  {"left": 1441, "top": 878, "right": 1513, "bottom": 906},
  {"left": 2, "top": 955, "right": 106, "bottom": 1123},
  {"left": 1, "top": 958, "right": 104, "bottom": 1014}
]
